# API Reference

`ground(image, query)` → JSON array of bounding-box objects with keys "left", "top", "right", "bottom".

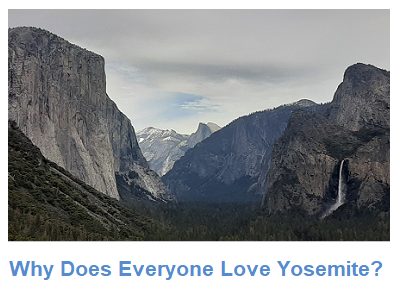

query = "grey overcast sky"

[{"left": 8, "top": 9, "right": 390, "bottom": 134}]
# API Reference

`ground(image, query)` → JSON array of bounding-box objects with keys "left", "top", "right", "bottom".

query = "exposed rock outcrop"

[
  {"left": 8, "top": 26, "right": 174, "bottom": 203},
  {"left": 263, "top": 63, "right": 390, "bottom": 216},
  {"left": 137, "top": 122, "right": 220, "bottom": 176},
  {"left": 162, "top": 100, "right": 326, "bottom": 202},
  {"left": 8, "top": 120, "right": 156, "bottom": 240},
  {"left": 326, "top": 63, "right": 390, "bottom": 130},
  {"left": 187, "top": 122, "right": 220, "bottom": 148}
]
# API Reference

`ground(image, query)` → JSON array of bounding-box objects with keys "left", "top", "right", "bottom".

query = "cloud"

[
  {"left": 106, "top": 63, "right": 148, "bottom": 85},
  {"left": 8, "top": 9, "right": 390, "bottom": 134},
  {"left": 178, "top": 97, "right": 220, "bottom": 112},
  {"left": 139, "top": 61, "right": 317, "bottom": 85},
  {"left": 153, "top": 93, "right": 221, "bottom": 118}
]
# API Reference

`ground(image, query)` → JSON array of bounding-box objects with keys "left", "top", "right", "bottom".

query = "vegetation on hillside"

[{"left": 8, "top": 121, "right": 159, "bottom": 241}]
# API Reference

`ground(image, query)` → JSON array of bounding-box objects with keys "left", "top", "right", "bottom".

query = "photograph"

[{"left": 7, "top": 9, "right": 390, "bottom": 241}]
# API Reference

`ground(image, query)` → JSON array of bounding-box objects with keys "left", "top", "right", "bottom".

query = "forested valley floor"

[
  {"left": 8, "top": 121, "right": 389, "bottom": 241},
  {"left": 130, "top": 199, "right": 390, "bottom": 241}
]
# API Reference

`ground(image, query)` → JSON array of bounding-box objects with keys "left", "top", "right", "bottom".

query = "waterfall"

[{"left": 321, "top": 160, "right": 346, "bottom": 219}]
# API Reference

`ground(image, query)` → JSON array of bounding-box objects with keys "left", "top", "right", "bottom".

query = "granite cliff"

[
  {"left": 8, "top": 26, "right": 174, "bottom": 203},
  {"left": 8, "top": 120, "right": 157, "bottom": 240},
  {"left": 263, "top": 63, "right": 390, "bottom": 216},
  {"left": 187, "top": 122, "right": 221, "bottom": 148},
  {"left": 162, "top": 100, "right": 326, "bottom": 202},
  {"left": 326, "top": 63, "right": 390, "bottom": 130}
]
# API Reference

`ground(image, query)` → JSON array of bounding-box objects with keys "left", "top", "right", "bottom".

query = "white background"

[{"left": 2, "top": 1, "right": 398, "bottom": 299}]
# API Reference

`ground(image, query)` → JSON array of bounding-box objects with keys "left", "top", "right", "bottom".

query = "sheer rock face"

[
  {"left": 8, "top": 26, "right": 174, "bottom": 203},
  {"left": 346, "top": 130, "right": 390, "bottom": 209},
  {"left": 187, "top": 122, "right": 220, "bottom": 148},
  {"left": 137, "top": 122, "right": 220, "bottom": 176},
  {"left": 263, "top": 111, "right": 338, "bottom": 215},
  {"left": 263, "top": 64, "right": 390, "bottom": 216},
  {"left": 326, "top": 63, "right": 390, "bottom": 130},
  {"left": 162, "top": 100, "right": 325, "bottom": 202},
  {"left": 263, "top": 111, "right": 389, "bottom": 215}
]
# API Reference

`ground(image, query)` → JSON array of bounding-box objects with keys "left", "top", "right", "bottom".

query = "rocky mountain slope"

[
  {"left": 263, "top": 63, "right": 390, "bottom": 217},
  {"left": 162, "top": 100, "right": 327, "bottom": 202},
  {"left": 8, "top": 26, "right": 174, "bottom": 203},
  {"left": 137, "top": 122, "right": 220, "bottom": 176},
  {"left": 326, "top": 63, "right": 390, "bottom": 130},
  {"left": 187, "top": 122, "right": 221, "bottom": 148},
  {"left": 8, "top": 121, "right": 158, "bottom": 240}
]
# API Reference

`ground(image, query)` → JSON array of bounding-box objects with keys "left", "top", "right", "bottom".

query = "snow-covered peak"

[{"left": 137, "top": 122, "right": 220, "bottom": 176}]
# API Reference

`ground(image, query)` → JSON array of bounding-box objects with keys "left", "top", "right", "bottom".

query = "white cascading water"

[{"left": 321, "top": 160, "right": 346, "bottom": 219}]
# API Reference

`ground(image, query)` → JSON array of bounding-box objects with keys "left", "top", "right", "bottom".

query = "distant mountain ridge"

[
  {"left": 162, "top": 100, "right": 327, "bottom": 202},
  {"left": 137, "top": 122, "right": 220, "bottom": 176}
]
